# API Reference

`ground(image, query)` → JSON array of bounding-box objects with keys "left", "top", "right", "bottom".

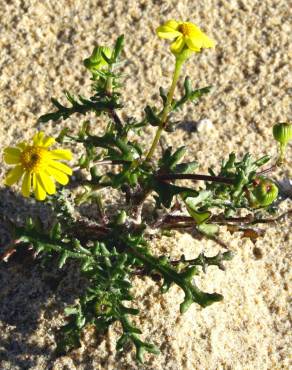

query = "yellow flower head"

[
  {"left": 3, "top": 132, "right": 73, "bottom": 201},
  {"left": 156, "top": 20, "right": 215, "bottom": 55}
]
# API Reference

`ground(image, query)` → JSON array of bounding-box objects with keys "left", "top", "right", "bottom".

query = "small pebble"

[
  {"left": 253, "top": 246, "right": 263, "bottom": 259},
  {"left": 196, "top": 118, "right": 214, "bottom": 133}
]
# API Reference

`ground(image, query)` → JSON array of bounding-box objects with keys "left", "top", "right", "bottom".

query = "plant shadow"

[{"left": 0, "top": 188, "right": 86, "bottom": 369}]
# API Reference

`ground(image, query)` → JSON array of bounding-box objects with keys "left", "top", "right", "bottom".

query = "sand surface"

[{"left": 0, "top": 0, "right": 291, "bottom": 369}]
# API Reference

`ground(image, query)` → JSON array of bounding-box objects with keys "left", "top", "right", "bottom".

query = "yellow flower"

[
  {"left": 3, "top": 131, "right": 73, "bottom": 201},
  {"left": 156, "top": 20, "right": 215, "bottom": 55}
]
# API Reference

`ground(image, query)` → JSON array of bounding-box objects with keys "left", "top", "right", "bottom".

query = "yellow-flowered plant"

[
  {"left": 3, "top": 131, "right": 72, "bottom": 201},
  {"left": 1, "top": 25, "right": 288, "bottom": 366},
  {"left": 156, "top": 20, "right": 215, "bottom": 57}
]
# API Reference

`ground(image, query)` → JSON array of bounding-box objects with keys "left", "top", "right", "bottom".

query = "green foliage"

[
  {"left": 12, "top": 212, "right": 232, "bottom": 362},
  {"left": 205, "top": 153, "right": 271, "bottom": 209},
  {"left": 173, "top": 77, "right": 211, "bottom": 111},
  {"left": 38, "top": 91, "right": 122, "bottom": 123},
  {"left": 4, "top": 33, "right": 287, "bottom": 364}
]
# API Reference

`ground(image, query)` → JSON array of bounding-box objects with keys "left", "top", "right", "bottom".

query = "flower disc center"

[
  {"left": 20, "top": 146, "right": 49, "bottom": 172},
  {"left": 179, "top": 23, "right": 194, "bottom": 37}
]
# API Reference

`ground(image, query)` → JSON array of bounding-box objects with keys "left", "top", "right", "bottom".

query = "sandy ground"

[{"left": 0, "top": 0, "right": 291, "bottom": 369}]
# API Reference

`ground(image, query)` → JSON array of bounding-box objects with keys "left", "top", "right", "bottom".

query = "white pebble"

[{"left": 196, "top": 118, "right": 214, "bottom": 133}]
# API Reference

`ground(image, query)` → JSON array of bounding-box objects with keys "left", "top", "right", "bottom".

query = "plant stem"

[
  {"left": 106, "top": 64, "right": 113, "bottom": 95},
  {"left": 93, "top": 159, "right": 130, "bottom": 165},
  {"left": 256, "top": 164, "right": 277, "bottom": 176},
  {"left": 277, "top": 143, "right": 286, "bottom": 165},
  {"left": 155, "top": 173, "right": 234, "bottom": 185},
  {"left": 156, "top": 165, "right": 278, "bottom": 185},
  {"left": 145, "top": 58, "right": 183, "bottom": 161},
  {"left": 109, "top": 109, "right": 123, "bottom": 134}
]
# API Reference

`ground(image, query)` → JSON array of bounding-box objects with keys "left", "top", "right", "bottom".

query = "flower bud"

[
  {"left": 252, "top": 177, "right": 278, "bottom": 207},
  {"left": 83, "top": 46, "right": 112, "bottom": 72},
  {"left": 95, "top": 298, "right": 112, "bottom": 316},
  {"left": 273, "top": 122, "right": 292, "bottom": 145}
]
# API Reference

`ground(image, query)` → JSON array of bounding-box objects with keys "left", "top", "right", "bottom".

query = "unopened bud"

[
  {"left": 253, "top": 177, "right": 278, "bottom": 207},
  {"left": 83, "top": 46, "right": 112, "bottom": 72},
  {"left": 273, "top": 122, "right": 292, "bottom": 146},
  {"left": 273, "top": 122, "right": 292, "bottom": 164}
]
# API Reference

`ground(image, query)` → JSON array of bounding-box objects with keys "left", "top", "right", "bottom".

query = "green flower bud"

[
  {"left": 94, "top": 298, "right": 112, "bottom": 316},
  {"left": 252, "top": 177, "right": 278, "bottom": 207},
  {"left": 83, "top": 46, "right": 112, "bottom": 72},
  {"left": 273, "top": 122, "right": 292, "bottom": 164},
  {"left": 273, "top": 122, "right": 292, "bottom": 145}
]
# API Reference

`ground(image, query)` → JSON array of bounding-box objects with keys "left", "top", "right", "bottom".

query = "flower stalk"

[{"left": 145, "top": 58, "right": 183, "bottom": 161}]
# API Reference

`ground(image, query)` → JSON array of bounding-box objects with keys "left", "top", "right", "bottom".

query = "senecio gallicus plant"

[{"left": 2, "top": 20, "right": 291, "bottom": 363}]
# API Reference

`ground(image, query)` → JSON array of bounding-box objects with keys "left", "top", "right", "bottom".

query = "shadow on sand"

[{"left": 0, "top": 188, "right": 87, "bottom": 369}]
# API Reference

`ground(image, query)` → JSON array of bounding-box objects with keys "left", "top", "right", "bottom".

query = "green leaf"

[
  {"left": 197, "top": 223, "right": 219, "bottom": 237},
  {"left": 49, "top": 222, "right": 62, "bottom": 240},
  {"left": 185, "top": 191, "right": 211, "bottom": 208},
  {"left": 56, "top": 323, "right": 81, "bottom": 356},
  {"left": 38, "top": 92, "right": 121, "bottom": 123},
  {"left": 173, "top": 77, "right": 212, "bottom": 111},
  {"left": 64, "top": 306, "right": 79, "bottom": 316},
  {"left": 187, "top": 208, "right": 211, "bottom": 224},
  {"left": 58, "top": 251, "right": 69, "bottom": 268},
  {"left": 254, "top": 155, "right": 270, "bottom": 167},
  {"left": 113, "top": 35, "right": 125, "bottom": 62},
  {"left": 159, "top": 87, "right": 167, "bottom": 106},
  {"left": 184, "top": 76, "right": 192, "bottom": 95},
  {"left": 189, "top": 86, "right": 212, "bottom": 102},
  {"left": 173, "top": 161, "right": 198, "bottom": 174},
  {"left": 116, "top": 334, "right": 129, "bottom": 350},
  {"left": 168, "top": 146, "right": 187, "bottom": 169},
  {"left": 144, "top": 106, "right": 161, "bottom": 126},
  {"left": 185, "top": 191, "right": 212, "bottom": 224},
  {"left": 153, "top": 180, "right": 194, "bottom": 208}
]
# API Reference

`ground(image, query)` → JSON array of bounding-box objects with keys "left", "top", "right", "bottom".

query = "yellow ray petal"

[
  {"left": 185, "top": 35, "right": 203, "bottom": 52},
  {"left": 50, "top": 149, "right": 72, "bottom": 161},
  {"left": 32, "top": 173, "right": 37, "bottom": 190},
  {"left": 34, "top": 176, "right": 46, "bottom": 201},
  {"left": 37, "top": 172, "right": 56, "bottom": 195},
  {"left": 200, "top": 33, "right": 216, "bottom": 48},
  {"left": 33, "top": 131, "right": 45, "bottom": 146},
  {"left": 156, "top": 20, "right": 181, "bottom": 39},
  {"left": 4, "top": 147, "right": 21, "bottom": 164},
  {"left": 170, "top": 36, "right": 185, "bottom": 54},
  {"left": 182, "top": 22, "right": 202, "bottom": 35},
  {"left": 163, "top": 20, "right": 180, "bottom": 30},
  {"left": 22, "top": 171, "right": 32, "bottom": 197},
  {"left": 49, "top": 160, "right": 72, "bottom": 175},
  {"left": 45, "top": 167, "right": 69, "bottom": 185},
  {"left": 4, "top": 166, "right": 24, "bottom": 186},
  {"left": 42, "top": 136, "right": 55, "bottom": 147}
]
